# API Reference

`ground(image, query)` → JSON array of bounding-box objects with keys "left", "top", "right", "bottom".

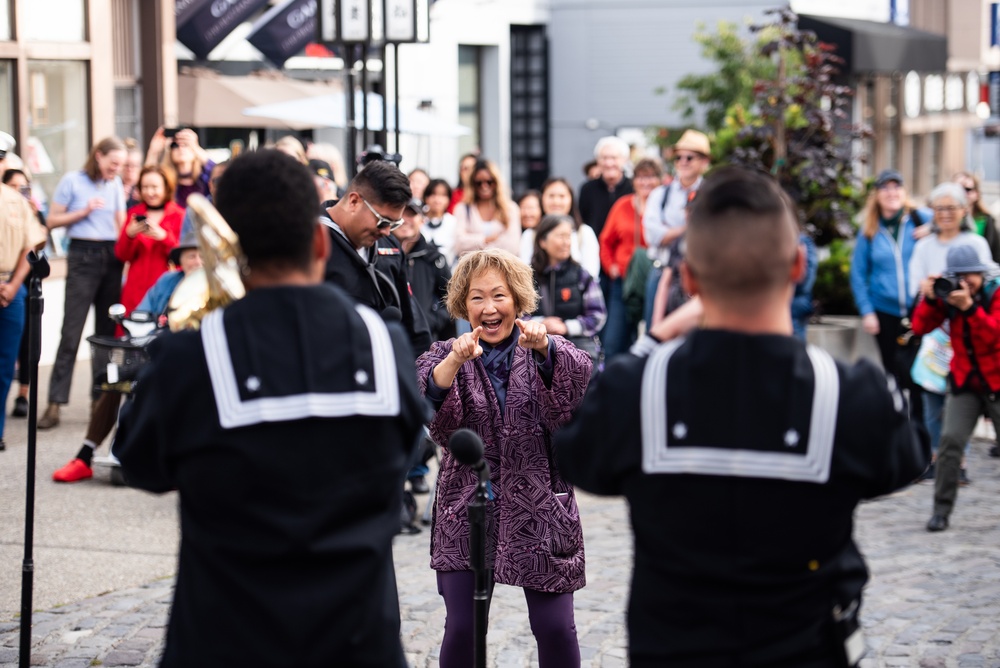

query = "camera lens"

[{"left": 933, "top": 276, "right": 958, "bottom": 300}]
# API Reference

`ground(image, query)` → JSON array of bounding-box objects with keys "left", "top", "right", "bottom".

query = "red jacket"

[
  {"left": 599, "top": 194, "right": 646, "bottom": 278},
  {"left": 912, "top": 283, "right": 1000, "bottom": 392},
  {"left": 115, "top": 201, "right": 184, "bottom": 314}
]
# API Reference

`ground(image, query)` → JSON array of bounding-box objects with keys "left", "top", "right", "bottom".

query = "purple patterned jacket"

[{"left": 416, "top": 335, "right": 592, "bottom": 593}]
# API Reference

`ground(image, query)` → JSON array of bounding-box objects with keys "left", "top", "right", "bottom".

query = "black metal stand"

[
  {"left": 19, "top": 251, "right": 48, "bottom": 668},
  {"left": 468, "top": 463, "right": 491, "bottom": 668}
]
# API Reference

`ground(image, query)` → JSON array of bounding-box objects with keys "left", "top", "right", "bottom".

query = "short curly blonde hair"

[{"left": 446, "top": 249, "right": 538, "bottom": 321}]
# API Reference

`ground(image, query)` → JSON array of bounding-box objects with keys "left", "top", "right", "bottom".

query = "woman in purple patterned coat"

[{"left": 416, "top": 249, "right": 592, "bottom": 668}]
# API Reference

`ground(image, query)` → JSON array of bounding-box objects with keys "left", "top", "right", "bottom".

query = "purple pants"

[{"left": 436, "top": 570, "right": 580, "bottom": 668}]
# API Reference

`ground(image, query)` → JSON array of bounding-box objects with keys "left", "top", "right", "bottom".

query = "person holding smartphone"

[{"left": 145, "top": 126, "right": 214, "bottom": 207}]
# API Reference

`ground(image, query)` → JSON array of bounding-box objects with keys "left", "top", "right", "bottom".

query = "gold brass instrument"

[{"left": 167, "top": 193, "right": 247, "bottom": 331}]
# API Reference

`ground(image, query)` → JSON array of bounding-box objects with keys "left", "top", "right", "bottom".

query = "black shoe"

[
  {"left": 11, "top": 396, "right": 27, "bottom": 418},
  {"left": 919, "top": 462, "right": 936, "bottom": 482},
  {"left": 990, "top": 444, "right": 1000, "bottom": 458},
  {"left": 398, "top": 523, "right": 422, "bottom": 536},
  {"left": 409, "top": 476, "right": 430, "bottom": 494},
  {"left": 959, "top": 469, "right": 971, "bottom": 486},
  {"left": 0, "top": 439, "right": 5, "bottom": 451},
  {"left": 926, "top": 514, "right": 949, "bottom": 532}
]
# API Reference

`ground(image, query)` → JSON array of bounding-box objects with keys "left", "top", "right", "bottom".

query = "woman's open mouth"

[{"left": 480, "top": 318, "right": 503, "bottom": 334}]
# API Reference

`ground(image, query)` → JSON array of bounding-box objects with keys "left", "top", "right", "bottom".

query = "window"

[
  {"left": 23, "top": 0, "right": 86, "bottom": 41},
  {"left": 0, "top": 0, "right": 11, "bottom": 41},
  {"left": 0, "top": 61, "right": 12, "bottom": 137},
  {"left": 457, "top": 45, "right": 480, "bottom": 159},
  {"left": 27, "top": 60, "right": 89, "bottom": 197},
  {"left": 510, "top": 25, "right": 549, "bottom": 195}
]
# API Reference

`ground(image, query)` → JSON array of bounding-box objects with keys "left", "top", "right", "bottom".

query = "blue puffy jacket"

[{"left": 850, "top": 210, "right": 927, "bottom": 317}]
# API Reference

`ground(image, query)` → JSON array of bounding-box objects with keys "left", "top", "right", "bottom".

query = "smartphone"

[
  {"left": 163, "top": 127, "right": 179, "bottom": 138},
  {"left": 134, "top": 214, "right": 148, "bottom": 227}
]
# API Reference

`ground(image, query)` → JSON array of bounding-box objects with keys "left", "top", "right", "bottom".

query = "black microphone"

[
  {"left": 449, "top": 428, "right": 487, "bottom": 472},
  {"left": 381, "top": 306, "right": 402, "bottom": 323}
]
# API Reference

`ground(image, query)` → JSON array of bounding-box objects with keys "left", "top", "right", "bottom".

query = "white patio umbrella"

[{"left": 242, "top": 92, "right": 471, "bottom": 137}]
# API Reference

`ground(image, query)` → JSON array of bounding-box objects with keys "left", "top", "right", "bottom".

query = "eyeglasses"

[
  {"left": 964, "top": 186, "right": 976, "bottom": 193},
  {"left": 361, "top": 196, "right": 404, "bottom": 231},
  {"left": 474, "top": 179, "right": 496, "bottom": 187},
  {"left": 673, "top": 154, "right": 702, "bottom": 164}
]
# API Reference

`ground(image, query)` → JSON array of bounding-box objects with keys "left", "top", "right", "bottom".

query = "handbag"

[
  {"left": 910, "top": 327, "right": 951, "bottom": 394},
  {"left": 622, "top": 201, "right": 652, "bottom": 325}
]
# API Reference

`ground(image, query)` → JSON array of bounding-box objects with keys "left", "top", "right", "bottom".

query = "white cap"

[{"left": 0, "top": 131, "right": 14, "bottom": 157}]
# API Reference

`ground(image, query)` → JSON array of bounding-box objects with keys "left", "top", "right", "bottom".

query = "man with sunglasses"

[
  {"left": 321, "top": 159, "right": 432, "bottom": 355},
  {"left": 642, "top": 129, "right": 711, "bottom": 326}
]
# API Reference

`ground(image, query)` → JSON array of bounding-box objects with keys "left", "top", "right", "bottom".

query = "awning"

[
  {"left": 242, "top": 92, "right": 472, "bottom": 137},
  {"left": 178, "top": 70, "right": 343, "bottom": 129},
  {"left": 797, "top": 14, "right": 948, "bottom": 74}
]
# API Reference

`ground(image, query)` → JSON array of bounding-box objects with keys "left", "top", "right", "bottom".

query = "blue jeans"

[
  {"left": 0, "top": 285, "right": 26, "bottom": 438},
  {"left": 599, "top": 277, "right": 635, "bottom": 358},
  {"left": 643, "top": 265, "right": 663, "bottom": 329}
]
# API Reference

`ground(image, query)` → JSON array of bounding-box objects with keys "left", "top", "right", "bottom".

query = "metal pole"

[
  {"left": 361, "top": 45, "right": 370, "bottom": 148},
  {"left": 20, "top": 251, "right": 48, "bottom": 668},
  {"left": 468, "top": 474, "right": 490, "bottom": 668},
  {"left": 394, "top": 43, "right": 401, "bottom": 153},
  {"left": 345, "top": 46, "right": 358, "bottom": 179},
  {"left": 381, "top": 42, "right": 389, "bottom": 147}
]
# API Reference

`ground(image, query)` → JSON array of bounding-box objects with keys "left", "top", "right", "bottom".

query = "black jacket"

[
  {"left": 555, "top": 331, "right": 929, "bottom": 667},
  {"left": 114, "top": 285, "right": 427, "bottom": 668},
  {"left": 404, "top": 234, "right": 454, "bottom": 342},
  {"left": 321, "top": 217, "right": 431, "bottom": 356},
  {"left": 578, "top": 176, "right": 633, "bottom": 238}
]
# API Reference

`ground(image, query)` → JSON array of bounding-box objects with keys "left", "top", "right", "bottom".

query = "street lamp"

[{"left": 318, "top": 0, "right": 428, "bottom": 175}]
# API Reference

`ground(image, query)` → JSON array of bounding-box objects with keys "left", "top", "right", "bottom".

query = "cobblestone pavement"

[{"left": 2, "top": 436, "right": 999, "bottom": 667}]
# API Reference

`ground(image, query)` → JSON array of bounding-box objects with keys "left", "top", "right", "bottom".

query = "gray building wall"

[{"left": 548, "top": 0, "right": 775, "bottom": 189}]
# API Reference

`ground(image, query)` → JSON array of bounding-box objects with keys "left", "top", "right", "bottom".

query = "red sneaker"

[{"left": 52, "top": 459, "right": 93, "bottom": 483}]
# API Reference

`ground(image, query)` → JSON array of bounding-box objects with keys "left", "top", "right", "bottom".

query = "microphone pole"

[
  {"left": 449, "top": 429, "right": 491, "bottom": 668},
  {"left": 20, "top": 251, "right": 48, "bottom": 668}
]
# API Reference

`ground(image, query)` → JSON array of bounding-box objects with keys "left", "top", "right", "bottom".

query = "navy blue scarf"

[{"left": 479, "top": 329, "right": 518, "bottom": 412}]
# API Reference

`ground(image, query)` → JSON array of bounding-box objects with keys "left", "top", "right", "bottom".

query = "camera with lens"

[
  {"left": 357, "top": 144, "right": 402, "bottom": 168},
  {"left": 933, "top": 276, "right": 960, "bottom": 300}
]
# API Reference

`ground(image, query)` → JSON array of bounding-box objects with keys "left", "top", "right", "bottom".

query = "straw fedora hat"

[{"left": 672, "top": 129, "right": 711, "bottom": 157}]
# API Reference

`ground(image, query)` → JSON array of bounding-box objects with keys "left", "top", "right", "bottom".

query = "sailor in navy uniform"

[
  {"left": 321, "top": 159, "right": 431, "bottom": 356},
  {"left": 114, "top": 150, "right": 426, "bottom": 668},
  {"left": 555, "top": 167, "right": 929, "bottom": 668}
]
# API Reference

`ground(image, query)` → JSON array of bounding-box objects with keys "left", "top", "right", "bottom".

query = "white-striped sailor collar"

[
  {"left": 639, "top": 340, "right": 839, "bottom": 484},
  {"left": 200, "top": 304, "right": 400, "bottom": 429}
]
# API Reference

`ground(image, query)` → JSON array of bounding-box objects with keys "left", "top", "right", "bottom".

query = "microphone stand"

[
  {"left": 468, "top": 460, "right": 491, "bottom": 668},
  {"left": 20, "top": 251, "right": 48, "bottom": 668}
]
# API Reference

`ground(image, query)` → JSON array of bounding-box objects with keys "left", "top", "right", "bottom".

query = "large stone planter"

[{"left": 806, "top": 315, "right": 882, "bottom": 365}]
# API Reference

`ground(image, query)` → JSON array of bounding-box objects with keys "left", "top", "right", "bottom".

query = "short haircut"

[
  {"left": 446, "top": 249, "right": 538, "bottom": 320},
  {"left": 425, "top": 178, "right": 452, "bottom": 202},
  {"left": 685, "top": 167, "right": 799, "bottom": 301},
  {"left": 928, "top": 181, "right": 968, "bottom": 208},
  {"left": 2, "top": 168, "right": 26, "bottom": 185},
  {"left": 593, "top": 136, "right": 629, "bottom": 160},
  {"left": 633, "top": 158, "right": 663, "bottom": 179},
  {"left": 214, "top": 149, "right": 318, "bottom": 272},
  {"left": 348, "top": 160, "right": 411, "bottom": 208},
  {"left": 137, "top": 165, "right": 175, "bottom": 203}
]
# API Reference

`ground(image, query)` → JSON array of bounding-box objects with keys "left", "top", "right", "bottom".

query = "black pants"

[
  {"left": 48, "top": 241, "right": 122, "bottom": 405},
  {"left": 874, "top": 311, "right": 923, "bottom": 422}
]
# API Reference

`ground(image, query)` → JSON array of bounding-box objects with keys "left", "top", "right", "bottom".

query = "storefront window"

[
  {"left": 0, "top": 61, "right": 12, "bottom": 137},
  {"left": 27, "top": 60, "right": 89, "bottom": 198},
  {"left": 23, "top": 0, "right": 86, "bottom": 42},
  {"left": 0, "top": 1, "right": 11, "bottom": 41}
]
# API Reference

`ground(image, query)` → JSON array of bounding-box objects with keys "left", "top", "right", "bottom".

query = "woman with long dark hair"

[{"left": 530, "top": 215, "right": 606, "bottom": 365}]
